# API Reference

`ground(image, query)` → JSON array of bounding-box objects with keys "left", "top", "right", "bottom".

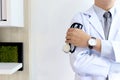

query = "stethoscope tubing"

[{"left": 69, "top": 23, "right": 83, "bottom": 53}]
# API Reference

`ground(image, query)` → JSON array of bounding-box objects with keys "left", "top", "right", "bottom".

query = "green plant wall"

[{"left": 0, "top": 46, "right": 18, "bottom": 62}]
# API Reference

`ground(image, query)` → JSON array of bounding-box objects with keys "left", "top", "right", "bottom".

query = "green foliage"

[{"left": 0, "top": 46, "right": 18, "bottom": 62}]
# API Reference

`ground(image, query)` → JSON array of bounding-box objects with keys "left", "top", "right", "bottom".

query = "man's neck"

[{"left": 95, "top": 0, "right": 115, "bottom": 11}]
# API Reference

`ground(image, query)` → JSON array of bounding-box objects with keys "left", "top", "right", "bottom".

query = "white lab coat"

[{"left": 69, "top": 1, "right": 120, "bottom": 80}]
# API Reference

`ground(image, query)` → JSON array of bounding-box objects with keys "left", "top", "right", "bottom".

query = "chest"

[{"left": 83, "top": 18, "right": 120, "bottom": 41}]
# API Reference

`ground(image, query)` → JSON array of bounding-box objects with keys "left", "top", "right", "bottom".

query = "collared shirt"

[
  {"left": 93, "top": 4, "right": 116, "bottom": 30},
  {"left": 93, "top": 5, "right": 116, "bottom": 61}
]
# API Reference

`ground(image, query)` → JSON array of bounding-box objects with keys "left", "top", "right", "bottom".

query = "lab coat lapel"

[
  {"left": 85, "top": 7, "right": 105, "bottom": 39},
  {"left": 108, "top": 5, "right": 120, "bottom": 40}
]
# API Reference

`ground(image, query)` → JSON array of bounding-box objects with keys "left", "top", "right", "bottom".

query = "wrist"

[
  {"left": 87, "top": 37, "right": 101, "bottom": 52},
  {"left": 94, "top": 39, "right": 101, "bottom": 52},
  {"left": 88, "top": 37, "right": 97, "bottom": 49}
]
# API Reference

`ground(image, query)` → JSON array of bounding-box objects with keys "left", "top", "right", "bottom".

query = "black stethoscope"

[{"left": 63, "top": 23, "right": 83, "bottom": 54}]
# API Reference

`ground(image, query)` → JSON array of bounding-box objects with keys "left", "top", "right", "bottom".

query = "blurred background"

[{"left": 29, "top": 0, "right": 93, "bottom": 80}]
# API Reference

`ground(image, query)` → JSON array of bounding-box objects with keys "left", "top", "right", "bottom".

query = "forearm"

[
  {"left": 93, "top": 38, "right": 101, "bottom": 52},
  {"left": 92, "top": 39, "right": 114, "bottom": 60},
  {"left": 69, "top": 38, "right": 118, "bottom": 77},
  {"left": 92, "top": 39, "right": 120, "bottom": 62}
]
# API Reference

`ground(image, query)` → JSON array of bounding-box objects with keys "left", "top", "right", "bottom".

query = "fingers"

[
  {"left": 66, "top": 28, "right": 75, "bottom": 36},
  {"left": 67, "top": 28, "right": 75, "bottom": 32},
  {"left": 65, "top": 35, "right": 72, "bottom": 44},
  {"left": 65, "top": 28, "right": 75, "bottom": 43}
]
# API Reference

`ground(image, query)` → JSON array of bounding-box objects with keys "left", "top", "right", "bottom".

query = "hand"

[{"left": 65, "top": 28, "right": 90, "bottom": 48}]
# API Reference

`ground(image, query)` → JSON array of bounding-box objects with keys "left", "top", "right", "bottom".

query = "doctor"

[{"left": 65, "top": 0, "right": 120, "bottom": 80}]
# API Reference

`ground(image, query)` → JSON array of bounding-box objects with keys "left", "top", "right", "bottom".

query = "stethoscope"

[{"left": 63, "top": 23, "right": 83, "bottom": 54}]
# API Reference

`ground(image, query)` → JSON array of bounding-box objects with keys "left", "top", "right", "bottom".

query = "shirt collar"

[{"left": 93, "top": 4, "right": 116, "bottom": 21}]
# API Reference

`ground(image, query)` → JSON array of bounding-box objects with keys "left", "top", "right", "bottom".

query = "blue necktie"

[{"left": 103, "top": 11, "right": 112, "bottom": 40}]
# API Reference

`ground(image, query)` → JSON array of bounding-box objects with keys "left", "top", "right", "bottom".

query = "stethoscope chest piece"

[{"left": 63, "top": 43, "right": 70, "bottom": 53}]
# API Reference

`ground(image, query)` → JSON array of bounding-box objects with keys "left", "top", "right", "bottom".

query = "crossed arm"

[{"left": 66, "top": 28, "right": 120, "bottom": 77}]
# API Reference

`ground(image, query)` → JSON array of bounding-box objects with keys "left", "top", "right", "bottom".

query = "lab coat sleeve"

[
  {"left": 101, "top": 40, "right": 120, "bottom": 62},
  {"left": 69, "top": 13, "right": 111, "bottom": 77},
  {"left": 101, "top": 40, "right": 120, "bottom": 73},
  {"left": 70, "top": 48, "right": 111, "bottom": 77},
  {"left": 101, "top": 40, "right": 115, "bottom": 60},
  {"left": 111, "top": 41, "right": 120, "bottom": 62}
]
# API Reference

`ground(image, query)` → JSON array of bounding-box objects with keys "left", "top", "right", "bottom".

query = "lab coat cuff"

[
  {"left": 111, "top": 42, "right": 120, "bottom": 62},
  {"left": 101, "top": 40, "right": 113, "bottom": 57}
]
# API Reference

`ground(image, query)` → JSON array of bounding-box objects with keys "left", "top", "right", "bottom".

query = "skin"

[
  {"left": 95, "top": 0, "right": 115, "bottom": 11},
  {"left": 65, "top": 0, "right": 116, "bottom": 53}
]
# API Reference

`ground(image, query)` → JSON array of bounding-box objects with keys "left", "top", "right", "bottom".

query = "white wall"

[{"left": 30, "top": 0, "right": 93, "bottom": 80}]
